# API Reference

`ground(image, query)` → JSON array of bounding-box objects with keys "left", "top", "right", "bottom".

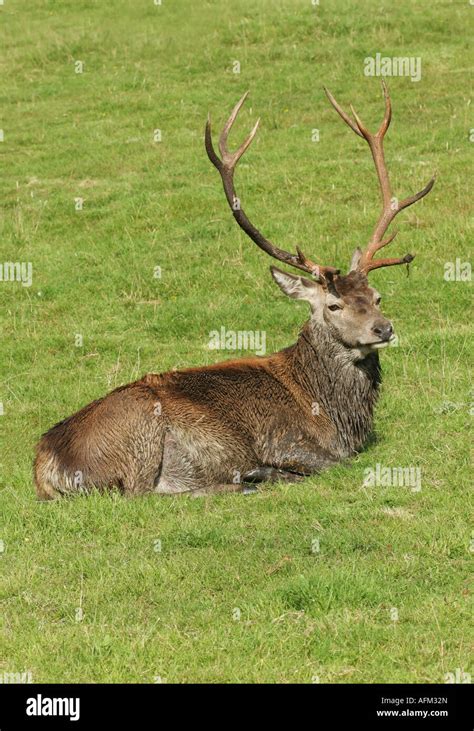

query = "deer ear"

[
  {"left": 270, "top": 266, "right": 320, "bottom": 303},
  {"left": 349, "top": 247, "right": 362, "bottom": 272}
]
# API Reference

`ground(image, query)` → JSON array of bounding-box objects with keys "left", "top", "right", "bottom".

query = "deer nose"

[{"left": 372, "top": 322, "right": 393, "bottom": 341}]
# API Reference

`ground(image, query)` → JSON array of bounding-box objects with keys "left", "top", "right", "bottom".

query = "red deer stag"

[{"left": 34, "top": 83, "right": 434, "bottom": 499}]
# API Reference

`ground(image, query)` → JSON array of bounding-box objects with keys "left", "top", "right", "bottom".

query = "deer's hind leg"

[
  {"left": 118, "top": 411, "right": 167, "bottom": 496},
  {"left": 154, "top": 428, "right": 258, "bottom": 496}
]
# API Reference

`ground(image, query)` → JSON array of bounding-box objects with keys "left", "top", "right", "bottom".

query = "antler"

[
  {"left": 324, "top": 81, "right": 435, "bottom": 274},
  {"left": 205, "top": 92, "right": 340, "bottom": 279}
]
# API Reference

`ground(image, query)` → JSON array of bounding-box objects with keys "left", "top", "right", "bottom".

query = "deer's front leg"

[
  {"left": 264, "top": 437, "right": 340, "bottom": 476},
  {"left": 242, "top": 467, "right": 305, "bottom": 484}
]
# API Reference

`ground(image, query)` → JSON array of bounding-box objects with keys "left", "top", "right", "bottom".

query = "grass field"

[{"left": 0, "top": 0, "right": 472, "bottom": 683}]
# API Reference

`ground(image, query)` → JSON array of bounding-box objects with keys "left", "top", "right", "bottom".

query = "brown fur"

[{"left": 34, "top": 312, "right": 381, "bottom": 498}]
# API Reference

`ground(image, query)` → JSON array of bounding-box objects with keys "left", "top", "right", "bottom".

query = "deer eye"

[
  {"left": 328, "top": 303, "right": 342, "bottom": 312},
  {"left": 375, "top": 296, "right": 382, "bottom": 306}
]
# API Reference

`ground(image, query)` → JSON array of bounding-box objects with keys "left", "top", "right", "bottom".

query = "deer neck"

[{"left": 286, "top": 320, "right": 382, "bottom": 456}]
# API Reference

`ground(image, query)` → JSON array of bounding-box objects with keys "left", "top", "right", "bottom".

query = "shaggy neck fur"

[{"left": 286, "top": 320, "right": 381, "bottom": 456}]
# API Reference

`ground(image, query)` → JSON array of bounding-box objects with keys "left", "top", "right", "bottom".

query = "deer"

[{"left": 34, "top": 83, "right": 434, "bottom": 499}]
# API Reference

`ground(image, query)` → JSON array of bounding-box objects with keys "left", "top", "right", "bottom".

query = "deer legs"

[
  {"left": 242, "top": 467, "right": 304, "bottom": 483},
  {"left": 242, "top": 443, "right": 340, "bottom": 485}
]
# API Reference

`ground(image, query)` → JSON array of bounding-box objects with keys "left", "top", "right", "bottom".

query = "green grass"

[{"left": 0, "top": 0, "right": 472, "bottom": 683}]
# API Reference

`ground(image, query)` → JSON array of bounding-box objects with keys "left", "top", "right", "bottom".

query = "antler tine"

[
  {"left": 324, "top": 87, "right": 363, "bottom": 138},
  {"left": 349, "top": 104, "right": 370, "bottom": 140},
  {"left": 397, "top": 176, "right": 436, "bottom": 212},
  {"left": 206, "top": 93, "right": 340, "bottom": 279},
  {"left": 326, "top": 81, "right": 434, "bottom": 275},
  {"left": 232, "top": 117, "right": 260, "bottom": 168},
  {"left": 377, "top": 231, "right": 398, "bottom": 249},
  {"left": 218, "top": 92, "right": 252, "bottom": 166},
  {"left": 377, "top": 79, "right": 392, "bottom": 138},
  {"left": 205, "top": 113, "right": 221, "bottom": 170},
  {"left": 363, "top": 253, "right": 414, "bottom": 272}
]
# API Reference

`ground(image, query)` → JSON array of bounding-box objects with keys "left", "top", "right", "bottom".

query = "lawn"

[{"left": 0, "top": 0, "right": 472, "bottom": 683}]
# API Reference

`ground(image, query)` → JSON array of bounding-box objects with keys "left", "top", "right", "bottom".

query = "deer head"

[{"left": 205, "top": 85, "right": 434, "bottom": 359}]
